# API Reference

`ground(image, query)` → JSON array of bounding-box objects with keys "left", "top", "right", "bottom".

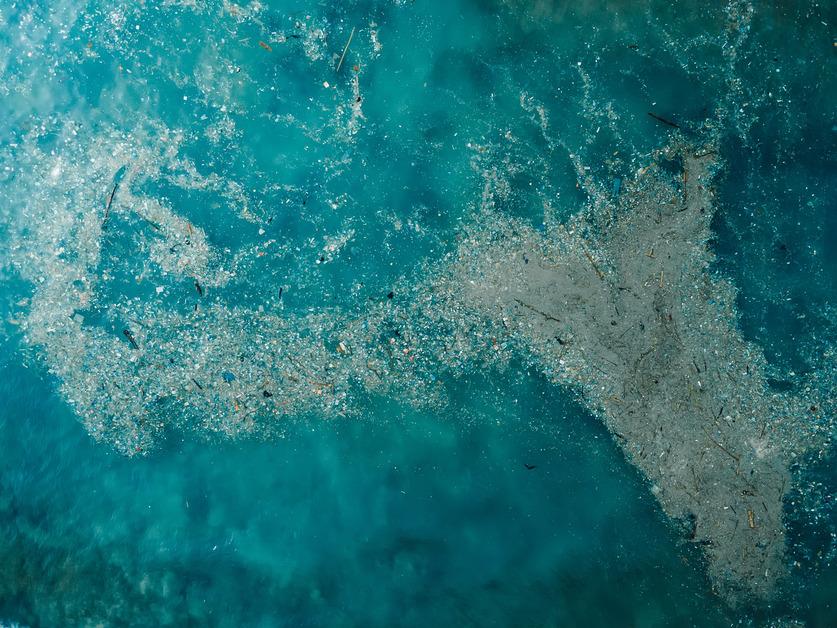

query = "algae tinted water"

[{"left": 0, "top": 1, "right": 835, "bottom": 626}]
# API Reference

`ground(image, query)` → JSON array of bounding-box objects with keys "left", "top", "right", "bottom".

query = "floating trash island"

[{"left": 0, "top": 0, "right": 834, "bottom": 624}]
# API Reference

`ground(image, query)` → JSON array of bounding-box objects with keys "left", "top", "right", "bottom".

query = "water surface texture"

[{"left": 0, "top": 1, "right": 835, "bottom": 626}]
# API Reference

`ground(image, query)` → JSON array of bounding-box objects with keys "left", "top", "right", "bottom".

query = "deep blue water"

[
  {"left": 0, "top": 1, "right": 835, "bottom": 625},
  {"left": 0, "top": 349, "right": 737, "bottom": 626}
]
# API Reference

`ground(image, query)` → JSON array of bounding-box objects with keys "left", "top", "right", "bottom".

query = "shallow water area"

[
  {"left": 0, "top": 349, "right": 739, "bottom": 626},
  {"left": 0, "top": 0, "right": 835, "bottom": 625}
]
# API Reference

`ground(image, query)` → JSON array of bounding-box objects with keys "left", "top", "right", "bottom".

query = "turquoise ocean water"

[{"left": 0, "top": 1, "right": 835, "bottom": 625}]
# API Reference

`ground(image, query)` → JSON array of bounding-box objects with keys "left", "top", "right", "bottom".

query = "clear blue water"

[
  {"left": 0, "top": 0, "right": 835, "bottom": 625},
  {"left": 0, "top": 351, "right": 737, "bottom": 626}
]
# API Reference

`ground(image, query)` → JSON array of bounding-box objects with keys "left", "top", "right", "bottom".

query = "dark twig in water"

[
  {"left": 584, "top": 249, "right": 605, "bottom": 280},
  {"left": 141, "top": 216, "right": 162, "bottom": 231},
  {"left": 122, "top": 328, "right": 140, "bottom": 350},
  {"left": 103, "top": 181, "right": 119, "bottom": 227},
  {"left": 647, "top": 112, "right": 681, "bottom": 129},
  {"left": 702, "top": 427, "right": 740, "bottom": 463},
  {"left": 513, "top": 298, "right": 561, "bottom": 323}
]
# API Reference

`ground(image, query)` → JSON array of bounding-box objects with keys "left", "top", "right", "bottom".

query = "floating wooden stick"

[
  {"left": 336, "top": 27, "right": 355, "bottom": 73},
  {"left": 702, "top": 427, "right": 740, "bottom": 463},
  {"left": 584, "top": 249, "right": 605, "bottom": 280},
  {"left": 513, "top": 298, "right": 561, "bottom": 323},
  {"left": 103, "top": 182, "right": 118, "bottom": 227},
  {"left": 122, "top": 328, "right": 140, "bottom": 350},
  {"left": 140, "top": 215, "right": 162, "bottom": 231},
  {"left": 647, "top": 112, "right": 681, "bottom": 129}
]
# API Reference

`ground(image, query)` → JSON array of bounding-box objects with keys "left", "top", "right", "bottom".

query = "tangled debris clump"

[
  {"left": 6, "top": 124, "right": 832, "bottom": 608},
  {"left": 428, "top": 143, "right": 816, "bottom": 606}
]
